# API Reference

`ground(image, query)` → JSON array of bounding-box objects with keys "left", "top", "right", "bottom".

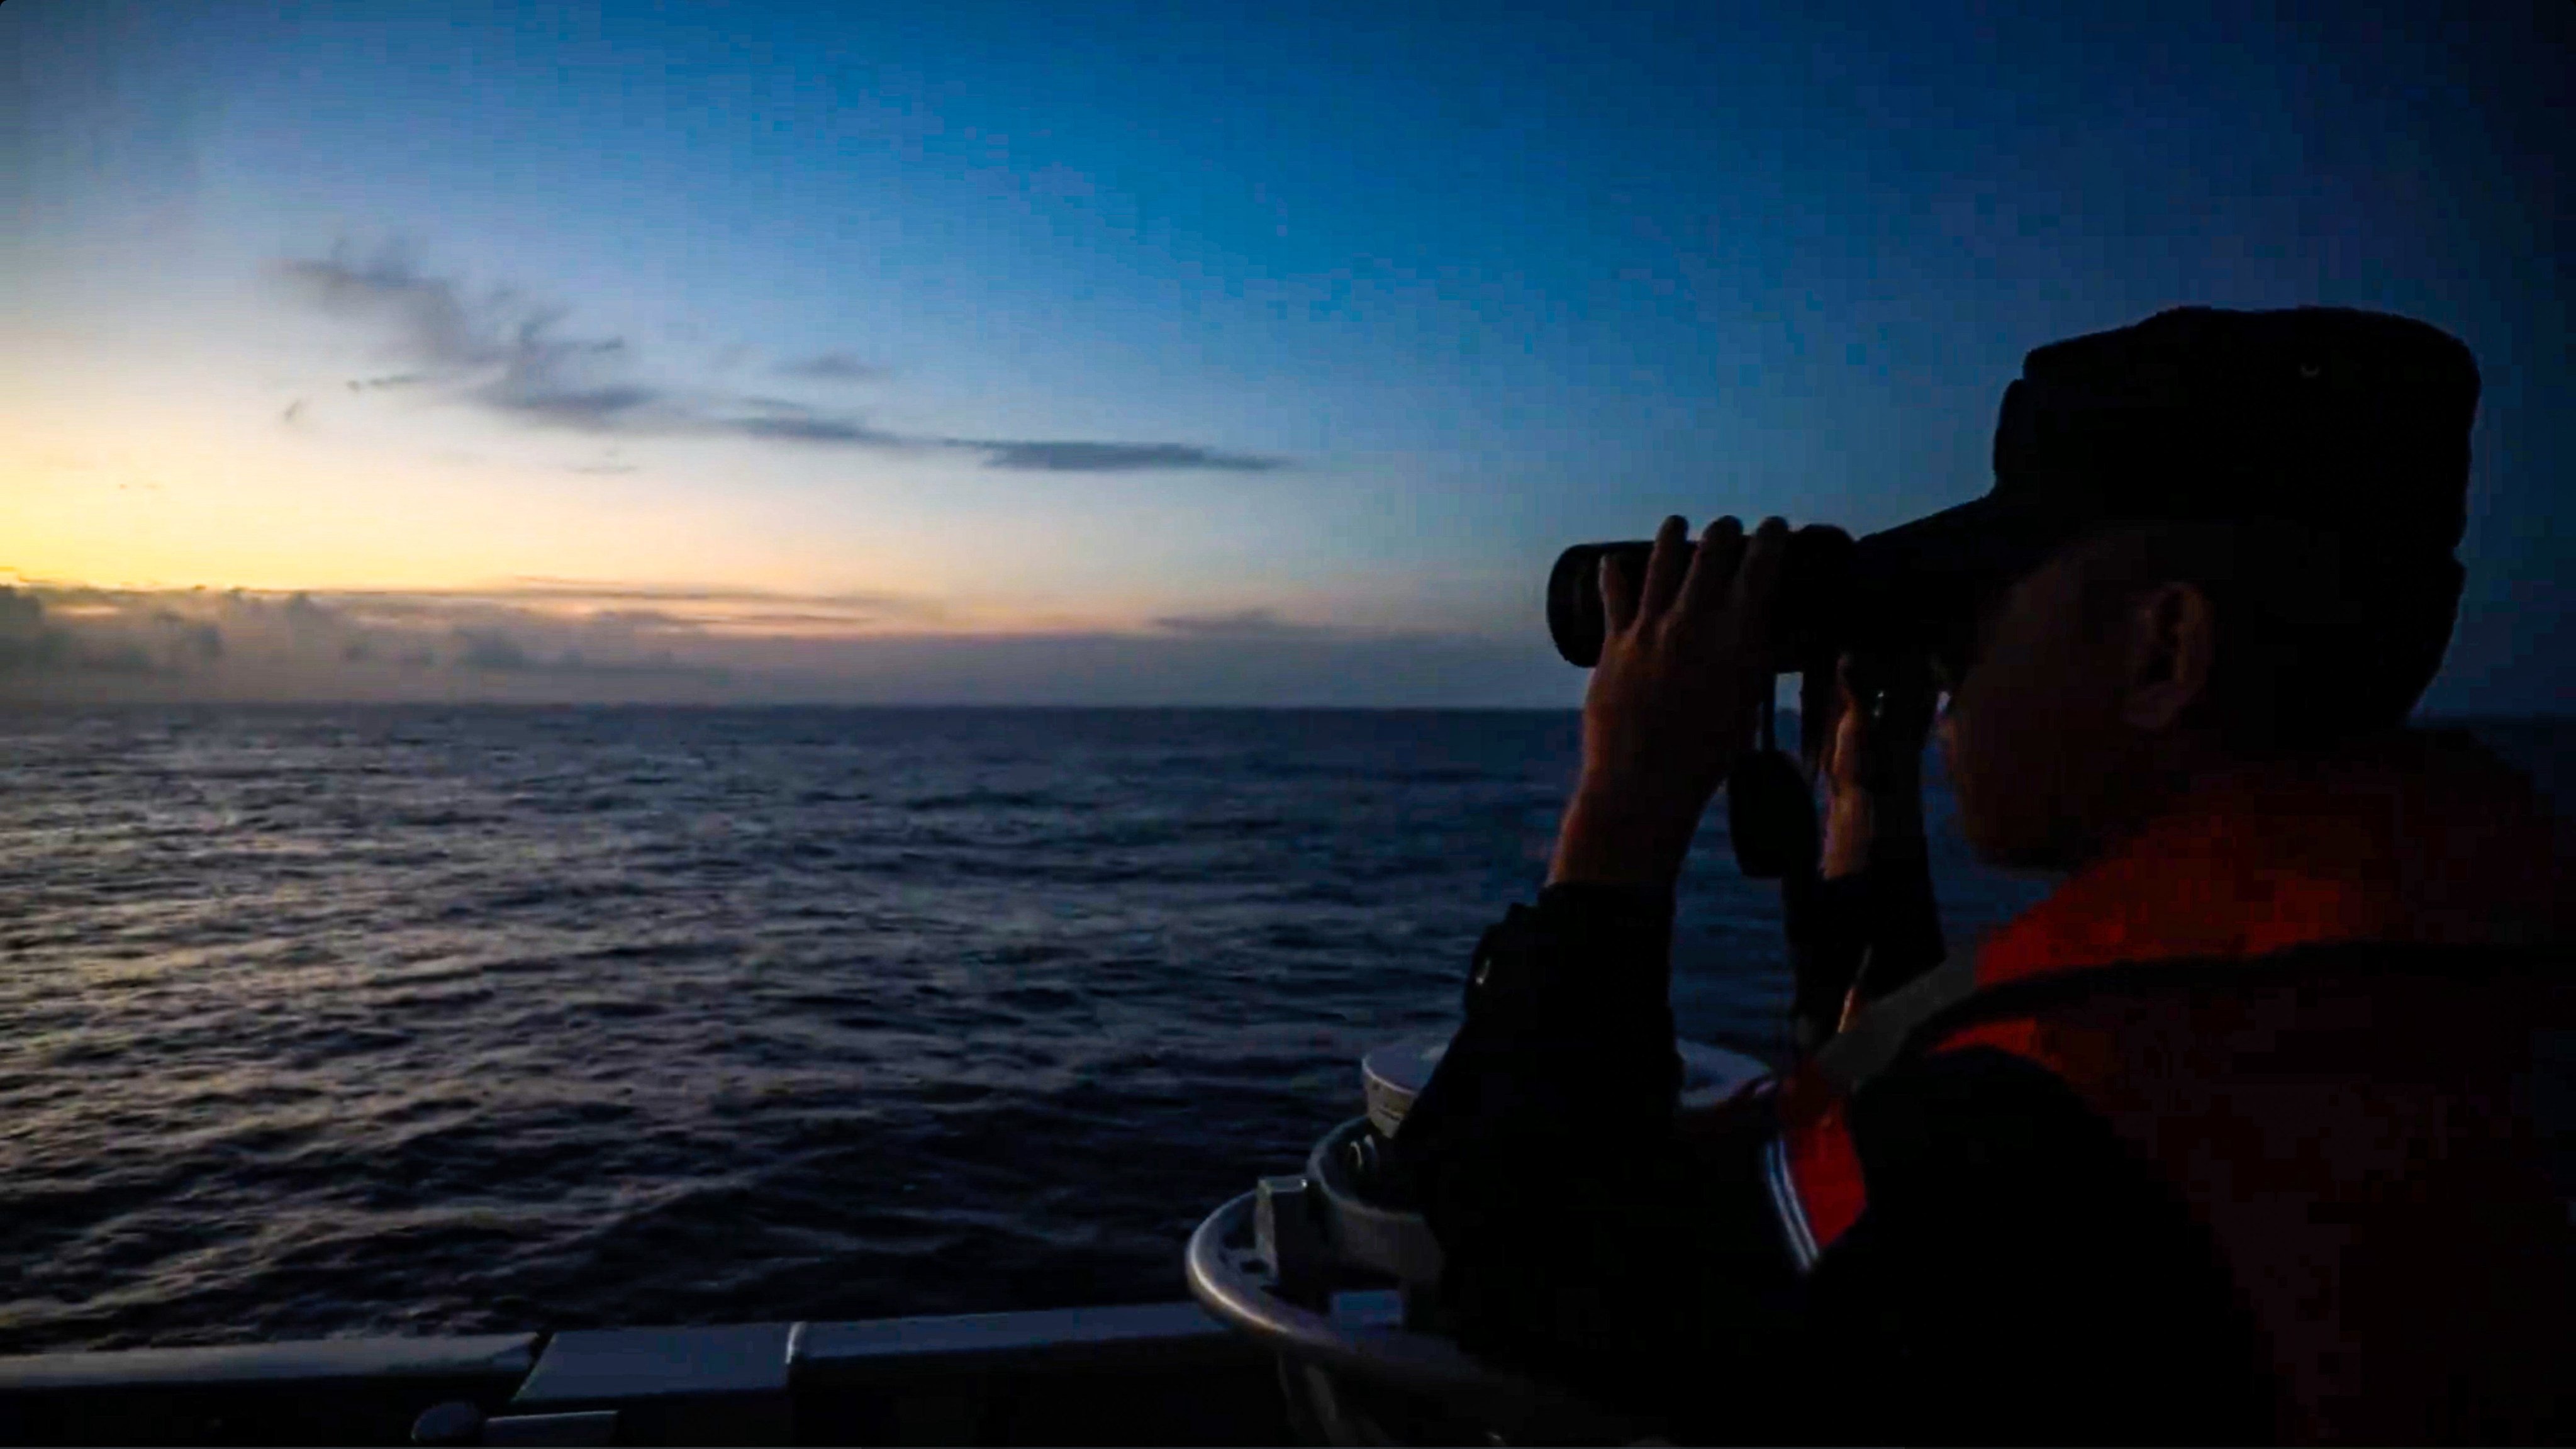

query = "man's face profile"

[{"left": 1938, "top": 536, "right": 2182, "bottom": 873}]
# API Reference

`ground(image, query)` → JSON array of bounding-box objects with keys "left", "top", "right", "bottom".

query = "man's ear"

[{"left": 2119, "top": 581, "right": 2217, "bottom": 733}]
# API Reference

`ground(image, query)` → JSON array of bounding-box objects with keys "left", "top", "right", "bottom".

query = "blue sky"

[{"left": 3, "top": 0, "right": 2568, "bottom": 708}]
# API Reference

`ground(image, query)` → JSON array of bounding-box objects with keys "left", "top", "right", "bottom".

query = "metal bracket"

[{"left": 1254, "top": 1173, "right": 1329, "bottom": 1305}]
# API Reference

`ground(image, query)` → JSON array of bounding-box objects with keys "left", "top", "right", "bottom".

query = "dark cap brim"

[{"left": 1849, "top": 494, "right": 2088, "bottom": 649}]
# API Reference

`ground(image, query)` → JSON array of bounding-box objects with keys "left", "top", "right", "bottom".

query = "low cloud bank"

[
  {"left": 0, "top": 585, "right": 1574, "bottom": 708},
  {"left": 0, "top": 584, "right": 733, "bottom": 701}
]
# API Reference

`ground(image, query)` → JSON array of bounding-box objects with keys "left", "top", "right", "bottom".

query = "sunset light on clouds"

[{"left": 4, "top": 1, "right": 2569, "bottom": 707}]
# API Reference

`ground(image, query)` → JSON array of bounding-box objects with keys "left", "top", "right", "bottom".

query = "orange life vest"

[{"left": 1769, "top": 731, "right": 2574, "bottom": 1443}]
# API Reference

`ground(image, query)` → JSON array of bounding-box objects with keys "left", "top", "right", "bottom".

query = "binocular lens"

[{"left": 1545, "top": 544, "right": 1629, "bottom": 669}]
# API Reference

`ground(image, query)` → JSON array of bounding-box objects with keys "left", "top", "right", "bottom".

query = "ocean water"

[{"left": 0, "top": 706, "right": 2560, "bottom": 1353}]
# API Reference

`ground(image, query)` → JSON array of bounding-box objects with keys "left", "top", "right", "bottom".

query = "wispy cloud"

[
  {"left": 978, "top": 440, "right": 1282, "bottom": 473},
  {"left": 279, "top": 243, "right": 1285, "bottom": 473},
  {"left": 730, "top": 413, "right": 908, "bottom": 445},
  {"left": 1150, "top": 607, "right": 1335, "bottom": 637},
  {"left": 279, "top": 246, "right": 684, "bottom": 432},
  {"left": 477, "top": 578, "right": 930, "bottom": 613},
  {"left": 774, "top": 352, "right": 886, "bottom": 381}
]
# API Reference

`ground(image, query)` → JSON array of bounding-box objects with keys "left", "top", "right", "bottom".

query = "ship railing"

[{"left": 0, "top": 1299, "right": 1294, "bottom": 1446}]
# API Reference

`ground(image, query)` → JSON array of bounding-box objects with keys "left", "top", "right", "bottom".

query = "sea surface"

[{"left": 0, "top": 707, "right": 2564, "bottom": 1353}]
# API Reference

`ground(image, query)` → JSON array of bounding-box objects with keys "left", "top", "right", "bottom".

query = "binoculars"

[
  {"left": 1546, "top": 525, "right": 1898, "bottom": 674},
  {"left": 1546, "top": 525, "right": 1949, "bottom": 881}
]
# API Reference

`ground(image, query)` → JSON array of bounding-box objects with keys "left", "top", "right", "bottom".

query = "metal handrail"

[{"left": 1184, "top": 1190, "right": 1652, "bottom": 1441}]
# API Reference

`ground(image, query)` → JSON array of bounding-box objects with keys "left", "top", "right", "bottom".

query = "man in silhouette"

[{"left": 1395, "top": 306, "right": 2574, "bottom": 1443}]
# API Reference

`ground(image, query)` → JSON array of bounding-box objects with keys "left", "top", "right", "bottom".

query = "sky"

[{"left": 2, "top": 0, "right": 2569, "bottom": 708}]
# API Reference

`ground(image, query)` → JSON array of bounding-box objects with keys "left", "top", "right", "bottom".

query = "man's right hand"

[
  {"left": 1803, "top": 652, "right": 1936, "bottom": 880},
  {"left": 1548, "top": 514, "right": 1792, "bottom": 890}
]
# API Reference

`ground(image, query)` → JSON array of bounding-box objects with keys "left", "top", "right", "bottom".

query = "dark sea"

[{"left": 1, "top": 707, "right": 2566, "bottom": 1353}]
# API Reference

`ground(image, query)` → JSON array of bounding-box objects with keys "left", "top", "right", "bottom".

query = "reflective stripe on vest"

[{"left": 1767, "top": 1059, "right": 1867, "bottom": 1271}]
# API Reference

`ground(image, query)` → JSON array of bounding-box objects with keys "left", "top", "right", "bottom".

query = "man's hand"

[
  {"left": 1804, "top": 653, "right": 1937, "bottom": 880},
  {"left": 1549, "top": 514, "right": 1791, "bottom": 889}
]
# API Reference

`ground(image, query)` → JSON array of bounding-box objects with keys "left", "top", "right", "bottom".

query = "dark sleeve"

[
  {"left": 1787, "top": 838, "right": 1946, "bottom": 1052},
  {"left": 1850, "top": 833, "right": 1944, "bottom": 1001},
  {"left": 1786, "top": 868, "right": 1871, "bottom": 1050},
  {"left": 1389, "top": 882, "right": 1806, "bottom": 1419}
]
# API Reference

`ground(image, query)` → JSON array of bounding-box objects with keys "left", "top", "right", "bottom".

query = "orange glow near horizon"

[{"left": 0, "top": 403, "right": 1385, "bottom": 643}]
